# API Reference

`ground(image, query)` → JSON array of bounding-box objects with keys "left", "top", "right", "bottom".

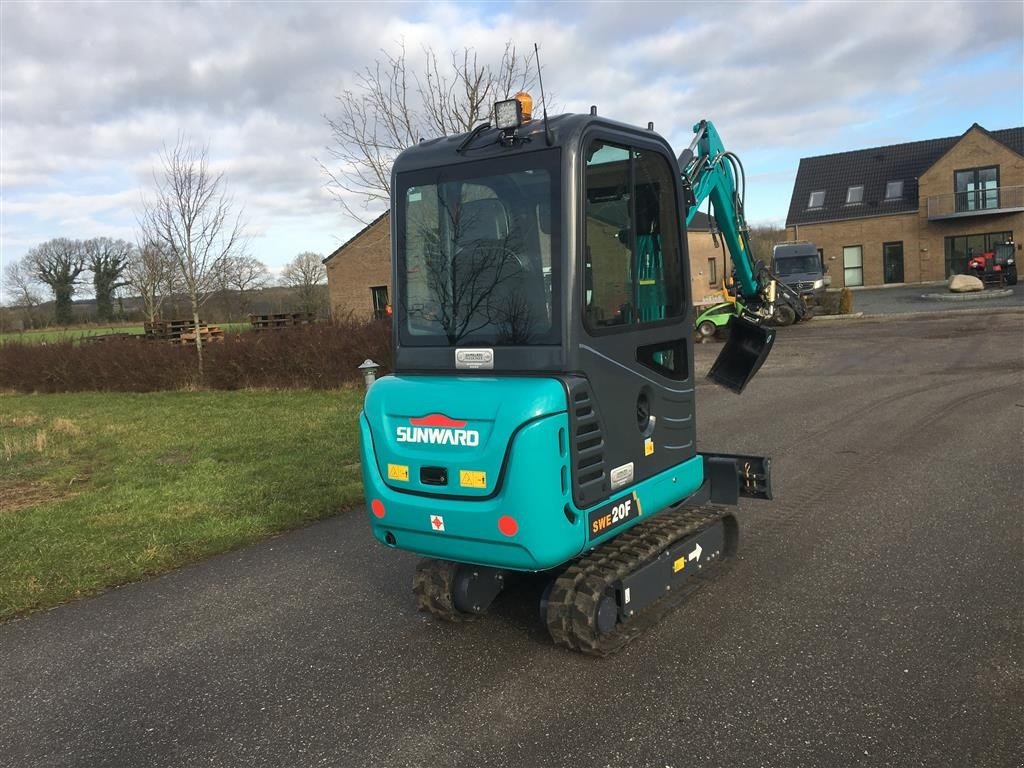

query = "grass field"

[
  {"left": 0, "top": 389, "right": 366, "bottom": 619},
  {"left": 0, "top": 322, "right": 251, "bottom": 345}
]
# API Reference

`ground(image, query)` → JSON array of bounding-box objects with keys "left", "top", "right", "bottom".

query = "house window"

[
  {"left": 707, "top": 258, "right": 717, "bottom": 287},
  {"left": 807, "top": 190, "right": 825, "bottom": 209},
  {"left": 370, "top": 285, "right": 389, "bottom": 319},
  {"left": 955, "top": 166, "right": 999, "bottom": 212},
  {"left": 845, "top": 185, "right": 864, "bottom": 205},
  {"left": 944, "top": 231, "right": 1013, "bottom": 277},
  {"left": 885, "top": 180, "right": 903, "bottom": 200},
  {"left": 843, "top": 245, "right": 863, "bottom": 287}
]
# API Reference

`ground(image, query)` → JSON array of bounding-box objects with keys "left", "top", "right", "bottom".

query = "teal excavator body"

[
  {"left": 361, "top": 375, "right": 706, "bottom": 570},
  {"left": 358, "top": 109, "right": 779, "bottom": 650}
]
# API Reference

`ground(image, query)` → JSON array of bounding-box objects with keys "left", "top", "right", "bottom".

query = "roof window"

[
  {"left": 845, "top": 185, "right": 864, "bottom": 205},
  {"left": 807, "top": 190, "right": 825, "bottom": 209},
  {"left": 885, "top": 180, "right": 903, "bottom": 200}
]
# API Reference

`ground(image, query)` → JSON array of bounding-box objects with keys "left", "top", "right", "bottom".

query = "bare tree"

[
  {"left": 24, "top": 238, "right": 87, "bottom": 325},
  {"left": 139, "top": 136, "right": 246, "bottom": 375},
  {"left": 747, "top": 225, "right": 787, "bottom": 267},
  {"left": 125, "top": 239, "right": 176, "bottom": 323},
  {"left": 4, "top": 257, "right": 43, "bottom": 309},
  {"left": 320, "top": 41, "right": 539, "bottom": 221},
  {"left": 218, "top": 255, "right": 269, "bottom": 320},
  {"left": 84, "top": 237, "right": 134, "bottom": 321},
  {"left": 280, "top": 251, "right": 327, "bottom": 316},
  {"left": 3, "top": 257, "right": 45, "bottom": 328}
]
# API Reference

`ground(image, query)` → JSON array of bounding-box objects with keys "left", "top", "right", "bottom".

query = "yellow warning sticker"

[
  {"left": 644, "top": 438, "right": 655, "bottom": 456},
  {"left": 459, "top": 469, "right": 487, "bottom": 489},
  {"left": 673, "top": 556, "right": 686, "bottom": 573},
  {"left": 387, "top": 463, "right": 409, "bottom": 481}
]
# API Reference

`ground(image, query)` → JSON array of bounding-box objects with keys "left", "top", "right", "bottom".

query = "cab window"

[{"left": 584, "top": 140, "right": 685, "bottom": 330}]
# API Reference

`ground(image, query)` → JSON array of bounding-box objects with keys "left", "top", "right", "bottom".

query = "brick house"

[
  {"left": 784, "top": 123, "right": 1023, "bottom": 287},
  {"left": 325, "top": 211, "right": 728, "bottom": 319},
  {"left": 324, "top": 212, "right": 391, "bottom": 320}
]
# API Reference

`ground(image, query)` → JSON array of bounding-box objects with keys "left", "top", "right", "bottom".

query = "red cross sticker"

[{"left": 430, "top": 515, "right": 445, "bottom": 532}]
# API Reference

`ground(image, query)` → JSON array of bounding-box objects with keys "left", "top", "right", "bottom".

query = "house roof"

[
  {"left": 688, "top": 211, "right": 713, "bottom": 232},
  {"left": 323, "top": 211, "right": 389, "bottom": 264},
  {"left": 785, "top": 124, "right": 1024, "bottom": 228}
]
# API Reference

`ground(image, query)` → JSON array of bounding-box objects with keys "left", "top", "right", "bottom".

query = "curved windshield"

[
  {"left": 397, "top": 150, "right": 560, "bottom": 347},
  {"left": 774, "top": 255, "right": 821, "bottom": 276}
]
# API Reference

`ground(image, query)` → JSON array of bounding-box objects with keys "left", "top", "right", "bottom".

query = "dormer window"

[
  {"left": 845, "top": 185, "right": 864, "bottom": 205},
  {"left": 885, "top": 180, "right": 903, "bottom": 200},
  {"left": 807, "top": 190, "right": 825, "bottom": 209}
]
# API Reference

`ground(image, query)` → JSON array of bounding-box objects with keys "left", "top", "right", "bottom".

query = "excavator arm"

[
  {"left": 679, "top": 120, "right": 806, "bottom": 321},
  {"left": 680, "top": 120, "right": 765, "bottom": 305},
  {"left": 678, "top": 120, "right": 804, "bottom": 392}
]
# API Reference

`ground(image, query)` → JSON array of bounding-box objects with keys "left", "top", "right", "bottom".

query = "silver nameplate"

[
  {"left": 609, "top": 462, "right": 634, "bottom": 490},
  {"left": 455, "top": 348, "right": 494, "bottom": 370}
]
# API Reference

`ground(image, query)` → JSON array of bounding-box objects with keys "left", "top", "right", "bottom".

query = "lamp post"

[{"left": 358, "top": 359, "right": 381, "bottom": 389}]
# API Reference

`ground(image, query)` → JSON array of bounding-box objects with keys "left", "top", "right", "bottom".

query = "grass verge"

[{"left": 0, "top": 389, "right": 365, "bottom": 619}]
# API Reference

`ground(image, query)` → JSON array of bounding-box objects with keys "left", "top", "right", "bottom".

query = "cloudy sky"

[{"left": 1, "top": 0, "right": 1021, "bottom": 297}]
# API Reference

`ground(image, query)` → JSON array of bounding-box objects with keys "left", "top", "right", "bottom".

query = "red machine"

[{"left": 965, "top": 241, "right": 1018, "bottom": 287}]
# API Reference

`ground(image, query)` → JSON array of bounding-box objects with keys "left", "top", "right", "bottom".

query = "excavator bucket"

[{"left": 707, "top": 315, "right": 776, "bottom": 394}]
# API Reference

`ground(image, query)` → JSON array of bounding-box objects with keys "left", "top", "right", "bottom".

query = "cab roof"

[{"left": 391, "top": 112, "right": 675, "bottom": 175}]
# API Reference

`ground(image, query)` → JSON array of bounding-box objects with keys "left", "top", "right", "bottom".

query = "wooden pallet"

[
  {"left": 248, "top": 312, "right": 317, "bottom": 331},
  {"left": 177, "top": 326, "right": 224, "bottom": 344},
  {"left": 145, "top": 319, "right": 199, "bottom": 341}
]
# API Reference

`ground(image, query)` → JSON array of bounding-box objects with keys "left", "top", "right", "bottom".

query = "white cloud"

[{"left": 1, "top": 0, "right": 1021, "bottom": 286}]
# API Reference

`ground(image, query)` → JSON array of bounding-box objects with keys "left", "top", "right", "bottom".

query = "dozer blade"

[{"left": 707, "top": 315, "right": 776, "bottom": 394}]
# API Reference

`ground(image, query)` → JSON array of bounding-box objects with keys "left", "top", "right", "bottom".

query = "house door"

[{"left": 883, "top": 242, "right": 904, "bottom": 284}]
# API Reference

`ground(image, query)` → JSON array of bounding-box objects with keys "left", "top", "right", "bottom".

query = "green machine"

[{"left": 359, "top": 96, "right": 798, "bottom": 654}]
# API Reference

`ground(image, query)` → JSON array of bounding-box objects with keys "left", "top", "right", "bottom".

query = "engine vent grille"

[{"left": 565, "top": 377, "right": 607, "bottom": 508}]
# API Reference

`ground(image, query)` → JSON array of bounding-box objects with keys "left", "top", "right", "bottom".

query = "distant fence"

[{"left": 249, "top": 312, "right": 318, "bottom": 331}]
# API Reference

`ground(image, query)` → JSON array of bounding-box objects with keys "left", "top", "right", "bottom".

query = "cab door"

[{"left": 575, "top": 134, "right": 697, "bottom": 502}]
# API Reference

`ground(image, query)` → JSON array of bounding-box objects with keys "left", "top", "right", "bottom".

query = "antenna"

[{"left": 534, "top": 43, "right": 553, "bottom": 147}]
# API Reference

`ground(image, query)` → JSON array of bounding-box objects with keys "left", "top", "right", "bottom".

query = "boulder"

[{"left": 948, "top": 274, "right": 984, "bottom": 293}]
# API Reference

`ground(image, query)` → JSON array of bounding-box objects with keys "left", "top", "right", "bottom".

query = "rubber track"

[
  {"left": 545, "top": 505, "right": 735, "bottom": 656},
  {"left": 412, "top": 558, "right": 476, "bottom": 622}
]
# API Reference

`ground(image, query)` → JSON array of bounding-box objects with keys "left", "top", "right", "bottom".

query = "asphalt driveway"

[{"left": 2, "top": 312, "right": 1022, "bottom": 768}]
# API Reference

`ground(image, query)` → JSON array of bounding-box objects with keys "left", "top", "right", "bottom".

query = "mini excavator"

[{"left": 359, "top": 92, "right": 796, "bottom": 654}]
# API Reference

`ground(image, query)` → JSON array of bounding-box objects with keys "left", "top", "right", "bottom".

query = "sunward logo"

[{"left": 396, "top": 414, "right": 480, "bottom": 446}]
